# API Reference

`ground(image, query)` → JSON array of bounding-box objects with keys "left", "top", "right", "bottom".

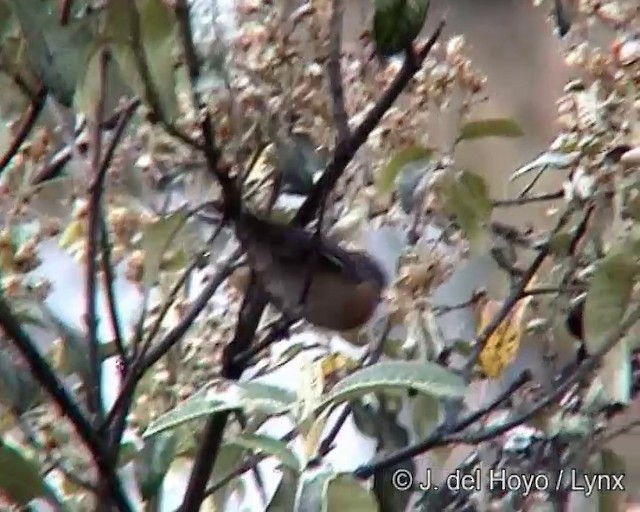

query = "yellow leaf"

[
  {"left": 58, "top": 220, "right": 84, "bottom": 249},
  {"left": 477, "top": 297, "right": 531, "bottom": 379}
]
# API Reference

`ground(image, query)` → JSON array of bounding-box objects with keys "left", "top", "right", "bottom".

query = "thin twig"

[
  {"left": 318, "top": 319, "right": 392, "bottom": 456},
  {"left": 326, "top": 0, "right": 349, "bottom": 141},
  {"left": 0, "top": 85, "right": 47, "bottom": 178},
  {"left": 97, "top": 101, "right": 139, "bottom": 373},
  {"left": 180, "top": 281, "right": 266, "bottom": 511},
  {"left": 123, "top": 0, "right": 199, "bottom": 148},
  {"left": 294, "top": 21, "right": 445, "bottom": 226},
  {"left": 355, "top": 305, "right": 640, "bottom": 477},
  {"left": 174, "top": 0, "right": 201, "bottom": 109},
  {"left": 85, "top": 48, "right": 110, "bottom": 425},
  {"left": 0, "top": 298, "right": 132, "bottom": 511},
  {"left": 462, "top": 205, "right": 575, "bottom": 382},
  {"left": 101, "top": 257, "right": 237, "bottom": 436},
  {"left": 492, "top": 190, "right": 564, "bottom": 207},
  {"left": 59, "top": 0, "right": 73, "bottom": 25},
  {"left": 15, "top": 411, "right": 97, "bottom": 492}
]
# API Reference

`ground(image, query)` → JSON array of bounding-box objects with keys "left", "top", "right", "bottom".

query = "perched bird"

[{"left": 234, "top": 212, "right": 388, "bottom": 332}]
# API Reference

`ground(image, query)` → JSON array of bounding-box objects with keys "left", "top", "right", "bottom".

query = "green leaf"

[
  {"left": 143, "top": 381, "right": 296, "bottom": 438},
  {"left": 266, "top": 468, "right": 299, "bottom": 512},
  {"left": 510, "top": 151, "right": 580, "bottom": 181},
  {"left": 227, "top": 434, "right": 300, "bottom": 472},
  {"left": 135, "top": 431, "right": 177, "bottom": 500},
  {"left": 296, "top": 466, "right": 335, "bottom": 512},
  {"left": 443, "top": 170, "right": 493, "bottom": 254},
  {"left": 0, "top": 438, "right": 53, "bottom": 505},
  {"left": 314, "top": 361, "right": 465, "bottom": 417},
  {"left": 210, "top": 445, "right": 245, "bottom": 511},
  {"left": 141, "top": 209, "right": 188, "bottom": 289},
  {"left": 8, "top": 0, "right": 96, "bottom": 106},
  {"left": 598, "top": 449, "right": 626, "bottom": 512},
  {"left": 373, "top": 0, "right": 430, "bottom": 57},
  {"left": 457, "top": 117, "right": 524, "bottom": 143},
  {"left": 598, "top": 334, "right": 632, "bottom": 405},
  {"left": 325, "top": 473, "right": 379, "bottom": 512},
  {"left": 73, "top": 44, "right": 110, "bottom": 119},
  {"left": 105, "top": 0, "right": 178, "bottom": 122},
  {"left": 375, "top": 146, "right": 434, "bottom": 195},
  {"left": 137, "top": 0, "right": 178, "bottom": 122},
  {"left": 583, "top": 249, "right": 637, "bottom": 354}
]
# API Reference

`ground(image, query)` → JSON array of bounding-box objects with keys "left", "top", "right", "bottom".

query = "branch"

[
  {"left": 0, "top": 297, "right": 132, "bottom": 511},
  {"left": 180, "top": 281, "right": 268, "bottom": 511},
  {"left": 85, "top": 48, "right": 110, "bottom": 424},
  {"left": 101, "top": 258, "right": 237, "bottom": 439},
  {"left": 0, "top": 85, "right": 47, "bottom": 178},
  {"left": 461, "top": 205, "right": 576, "bottom": 381},
  {"left": 59, "top": 0, "right": 72, "bottom": 25},
  {"left": 492, "top": 190, "right": 564, "bottom": 207},
  {"left": 174, "top": 0, "right": 202, "bottom": 109},
  {"left": 123, "top": 1, "right": 199, "bottom": 149},
  {"left": 326, "top": 0, "right": 349, "bottom": 141},
  {"left": 355, "top": 304, "right": 640, "bottom": 478},
  {"left": 294, "top": 21, "right": 445, "bottom": 226},
  {"left": 97, "top": 99, "right": 139, "bottom": 373}
]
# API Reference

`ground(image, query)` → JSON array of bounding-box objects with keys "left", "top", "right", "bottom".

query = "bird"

[
  {"left": 203, "top": 136, "right": 388, "bottom": 332},
  {"left": 233, "top": 211, "right": 388, "bottom": 332}
]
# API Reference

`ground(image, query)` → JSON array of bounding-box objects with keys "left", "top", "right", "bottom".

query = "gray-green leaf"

[
  {"left": 584, "top": 249, "right": 637, "bottom": 354},
  {"left": 375, "top": 145, "right": 434, "bottom": 196},
  {"left": 315, "top": 361, "right": 465, "bottom": 416},
  {"left": 443, "top": 170, "right": 493, "bottom": 253},
  {"left": 457, "top": 117, "right": 524, "bottom": 143}
]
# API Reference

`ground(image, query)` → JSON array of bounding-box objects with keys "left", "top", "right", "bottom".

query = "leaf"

[
  {"left": 295, "top": 466, "right": 334, "bottom": 512},
  {"left": 8, "top": 0, "right": 96, "bottom": 106},
  {"left": 227, "top": 434, "right": 300, "bottom": 472},
  {"left": 325, "top": 473, "right": 379, "bottom": 511},
  {"left": 0, "top": 438, "right": 53, "bottom": 505},
  {"left": 137, "top": 0, "right": 178, "bottom": 122},
  {"left": 373, "top": 0, "right": 430, "bottom": 57},
  {"left": 457, "top": 118, "right": 524, "bottom": 143},
  {"left": 478, "top": 297, "right": 531, "bottom": 379},
  {"left": 598, "top": 335, "right": 632, "bottom": 405},
  {"left": 73, "top": 44, "right": 107, "bottom": 118},
  {"left": 106, "top": 0, "right": 178, "bottom": 122},
  {"left": 510, "top": 151, "right": 580, "bottom": 181},
  {"left": 266, "top": 468, "right": 299, "bottom": 512},
  {"left": 140, "top": 209, "right": 188, "bottom": 289},
  {"left": 375, "top": 146, "right": 434, "bottom": 195},
  {"left": 314, "top": 361, "right": 465, "bottom": 417},
  {"left": 135, "top": 431, "right": 177, "bottom": 500},
  {"left": 143, "top": 381, "right": 295, "bottom": 438},
  {"left": 443, "top": 170, "right": 493, "bottom": 253},
  {"left": 598, "top": 449, "right": 626, "bottom": 512},
  {"left": 583, "top": 249, "right": 637, "bottom": 354}
]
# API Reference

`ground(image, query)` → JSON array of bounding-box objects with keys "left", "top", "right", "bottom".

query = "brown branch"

[
  {"left": 294, "top": 21, "right": 445, "bottom": 227},
  {"left": 326, "top": 0, "right": 349, "bottom": 141},
  {"left": 59, "top": 0, "right": 72, "bottom": 25},
  {"left": 461, "top": 205, "right": 576, "bottom": 381},
  {"left": 123, "top": 1, "right": 199, "bottom": 149},
  {"left": 174, "top": 0, "right": 201, "bottom": 109},
  {"left": 0, "top": 298, "right": 132, "bottom": 511},
  {"left": 492, "top": 190, "right": 564, "bottom": 207},
  {"left": 0, "top": 85, "right": 47, "bottom": 178},
  {"left": 85, "top": 48, "right": 110, "bottom": 425},
  {"left": 98, "top": 101, "right": 139, "bottom": 374}
]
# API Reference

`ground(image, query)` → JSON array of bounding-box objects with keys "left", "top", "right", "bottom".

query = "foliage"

[{"left": 0, "top": 0, "right": 638, "bottom": 511}]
